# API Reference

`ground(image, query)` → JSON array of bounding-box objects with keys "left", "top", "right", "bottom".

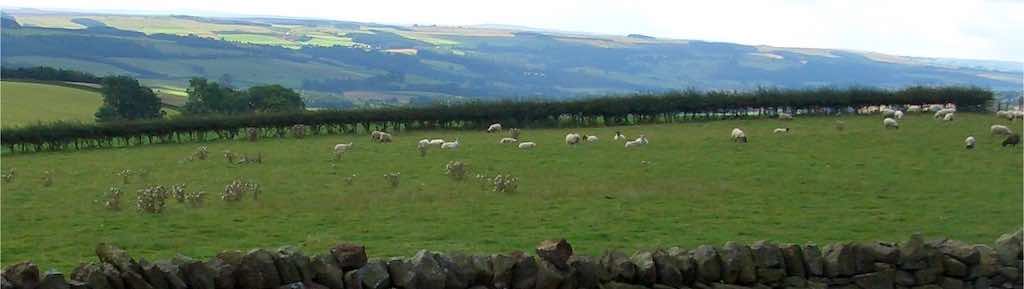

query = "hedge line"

[{"left": 0, "top": 86, "right": 993, "bottom": 152}]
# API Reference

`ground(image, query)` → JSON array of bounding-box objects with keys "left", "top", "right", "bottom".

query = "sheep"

[
  {"left": 518, "top": 142, "right": 536, "bottom": 149},
  {"left": 565, "top": 133, "right": 582, "bottom": 145},
  {"left": 429, "top": 139, "right": 445, "bottom": 147},
  {"left": 376, "top": 132, "right": 393, "bottom": 143},
  {"left": 996, "top": 111, "right": 1011, "bottom": 119},
  {"left": 943, "top": 113, "right": 954, "bottom": 121},
  {"left": 418, "top": 139, "right": 431, "bottom": 147},
  {"left": 499, "top": 137, "right": 518, "bottom": 144},
  {"left": 894, "top": 110, "right": 904, "bottom": 119},
  {"left": 624, "top": 135, "right": 648, "bottom": 148},
  {"left": 613, "top": 131, "right": 627, "bottom": 140},
  {"left": 991, "top": 125, "right": 1012, "bottom": 136},
  {"left": 773, "top": 128, "right": 790, "bottom": 134},
  {"left": 779, "top": 113, "right": 793, "bottom": 120},
  {"left": 586, "top": 135, "right": 599, "bottom": 143},
  {"left": 1014, "top": 111, "right": 1024, "bottom": 120},
  {"left": 731, "top": 128, "right": 747, "bottom": 142},
  {"left": 441, "top": 139, "right": 460, "bottom": 150},
  {"left": 487, "top": 123, "right": 502, "bottom": 133},
  {"left": 882, "top": 109, "right": 896, "bottom": 117},
  {"left": 907, "top": 105, "right": 922, "bottom": 113},
  {"left": 928, "top": 104, "right": 944, "bottom": 112},
  {"left": 883, "top": 118, "right": 899, "bottom": 129},
  {"left": 334, "top": 142, "right": 354, "bottom": 152},
  {"left": 1003, "top": 134, "right": 1021, "bottom": 147},
  {"left": 370, "top": 131, "right": 384, "bottom": 141},
  {"left": 964, "top": 136, "right": 976, "bottom": 150},
  {"left": 934, "top": 108, "right": 955, "bottom": 119}
]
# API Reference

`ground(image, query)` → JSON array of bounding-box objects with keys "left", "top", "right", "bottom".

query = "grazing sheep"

[
  {"left": 613, "top": 131, "right": 627, "bottom": 140},
  {"left": 907, "top": 105, "right": 922, "bottom": 113},
  {"left": 499, "top": 137, "right": 518, "bottom": 144},
  {"left": 418, "top": 139, "right": 431, "bottom": 147},
  {"left": 773, "top": 128, "right": 790, "bottom": 134},
  {"left": 376, "top": 132, "right": 393, "bottom": 143},
  {"left": 882, "top": 109, "right": 896, "bottom": 117},
  {"left": 965, "top": 136, "right": 976, "bottom": 150},
  {"left": 894, "top": 110, "right": 904, "bottom": 119},
  {"left": 1003, "top": 134, "right": 1021, "bottom": 147},
  {"left": 441, "top": 139, "right": 460, "bottom": 150},
  {"left": 586, "top": 135, "right": 599, "bottom": 143},
  {"left": 996, "top": 111, "right": 1011, "bottom": 119},
  {"left": 991, "top": 125, "right": 1012, "bottom": 136},
  {"left": 779, "top": 113, "right": 793, "bottom": 120},
  {"left": 624, "top": 135, "right": 648, "bottom": 148},
  {"left": 565, "top": 133, "right": 582, "bottom": 145},
  {"left": 943, "top": 113, "right": 955, "bottom": 121},
  {"left": 730, "top": 128, "right": 747, "bottom": 142},
  {"left": 1013, "top": 111, "right": 1024, "bottom": 120},
  {"left": 883, "top": 118, "right": 899, "bottom": 129},
  {"left": 429, "top": 139, "right": 445, "bottom": 147},
  {"left": 334, "top": 143, "right": 354, "bottom": 152},
  {"left": 370, "top": 130, "right": 384, "bottom": 141},
  {"left": 518, "top": 142, "right": 536, "bottom": 149},
  {"left": 934, "top": 108, "right": 955, "bottom": 119},
  {"left": 487, "top": 123, "right": 502, "bottom": 133}
]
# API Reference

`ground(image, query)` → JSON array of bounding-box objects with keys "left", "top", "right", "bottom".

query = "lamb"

[
  {"left": 441, "top": 139, "right": 460, "bottom": 150},
  {"left": 1003, "top": 134, "right": 1021, "bottom": 147},
  {"left": 773, "top": 128, "right": 790, "bottom": 134},
  {"left": 586, "top": 135, "right": 599, "bottom": 143},
  {"left": 894, "top": 110, "right": 904, "bottom": 119},
  {"left": 518, "top": 142, "right": 536, "bottom": 149},
  {"left": 731, "top": 128, "right": 747, "bottom": 142},
  {"left": 487, "top": 123, "right": 502, "bottom": 133},
  {"left": 565, "top": 133, "right": 582, "bottom": 145},
  {"left": 624, "top": 135, "right": 648, "bottom": 148},
  {"left": 964, "top": 136, "right": 976, "bottom": 150},
  {"left": 429, "top": 139, "right": 445, "bottom": 147},
  {"left": 613, "top": 131, "right": 627, "bottom": 140},
  {"left": 943, "top": 113, "right": 954, "bottom": 121},
  {"left": 499, "top": 137, "right": 518, "bottom": 144},
  {"left": 778, "top": 113, "right": 793, "bottom": 120},
  {"left": 334, "top": 143, "right": 354, "bottom": 152},
  {"left": 883, "top": 118, "right": 899, "bottom": 129},
  {"left": 991, "top": 125, "right": 1012, "bottom": 136}
]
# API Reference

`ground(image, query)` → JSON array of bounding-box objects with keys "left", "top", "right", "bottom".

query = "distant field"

[
  {"left": 0, "top": 81, "right": 102, "bottom": 126},
  {"left": 1, "top": 113, "right": 1020, "bottom": 270}
]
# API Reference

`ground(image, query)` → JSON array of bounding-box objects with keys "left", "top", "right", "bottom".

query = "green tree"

[
  {"left": 247, "top": 84, "right": 305, "bottom": 112},
  {"left": 95, "top": 76, "right": 162, "bottom": 122},
  {"left": 182, "top": 78, "right": 248, "bottom": 115}
]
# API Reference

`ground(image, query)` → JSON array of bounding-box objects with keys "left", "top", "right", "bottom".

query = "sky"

[{"left": 3, "top": 0, "right": 1023, "bottom": 62}]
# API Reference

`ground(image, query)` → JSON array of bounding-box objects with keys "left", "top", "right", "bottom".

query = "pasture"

[
  {"left": 0, "top": 81, "right": 102, "bottom": 126},
  {"left": 1, "top": 113, "right": 1021, "bottom": 271}
]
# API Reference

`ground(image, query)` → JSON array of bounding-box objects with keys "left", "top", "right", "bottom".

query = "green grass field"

[
  {"left": 1, "top": 113, "right": 1021, "bottom": 270},
  {"left": 1, "top": 81, "right": 102, "bottom": 126}
]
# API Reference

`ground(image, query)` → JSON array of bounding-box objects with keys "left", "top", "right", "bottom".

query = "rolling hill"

[
  {"left": 2, "top": 9, "right": 1021, "bottom": 108},
  {"left": 0, "top": 81, "right": 103, "bottom": 126}
]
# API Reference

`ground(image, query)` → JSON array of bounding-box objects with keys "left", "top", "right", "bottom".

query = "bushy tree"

[
  {"left": 248, "top": 84, "right": 305, "bottom": 112},
  {"left": 95, "top": 76, "right": 162, "bottom": 122},
  {"left": 182, "top": 77, "right": 248, "bottom": 115}
]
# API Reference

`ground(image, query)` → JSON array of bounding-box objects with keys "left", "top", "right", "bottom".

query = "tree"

[
  {"left": 182, "top": 78, "right": 248, "bottom": 115},
  {"left": 95, "top": 76, "right": 162, "bottom": 122},
  {"left": 247, "top": 85, "right": 305, "bottom": 112}
]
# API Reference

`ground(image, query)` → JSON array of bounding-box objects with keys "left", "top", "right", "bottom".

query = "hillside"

[
  {"left": 0, "top": 81, "right": 103, "bottom": 126},
  {"left": 2, "top": 9, "right": 1021, "bottom": 107}
]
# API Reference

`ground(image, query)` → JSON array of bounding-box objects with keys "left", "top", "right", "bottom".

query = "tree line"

[{"left": 0, "top": 85, "right": 992, "bottom": 153}]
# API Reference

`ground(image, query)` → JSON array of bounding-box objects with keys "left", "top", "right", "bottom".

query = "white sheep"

[
  {"left": 370, "top": 131, "right": 384, "bottom": 141},
  {"left": 883, "top": 118, "right": 899, "bottom": 129},
  {"left": 907, "top": 105, "right": 922, "bottom": 113},
  {"left": 565, "top": 133, "right": 581, "bottom": 145},
  {"left": 943, "top": 113, "right": 954, "bottom": 121},
  {"left": 965, "top": 136, "right": 976, "bottom": 149},
  {"left": 586, "top": 135, "right": 599, "bottom": 143},
  {"left": 429, "top": 139, "right": 445, "bottom": 147},
  {"left": 934, "top": 108, "right": 955, "bottom": 119},
  {"left": 991, "top": 125, "right": 1012, "bottom": 136},
  {"left": 499, "top": 137, "right": 518, "bottom": 144},
  {"left": 334, "top": 142, "right": 353, "bottom": 152},
  {"left": 376, "top": 132, "right": 393, "bottom": 143},
  {"left": 518, "top": 142, "right": 536, "bottom": 149},
  {"left": 773, "top": 128, "right": 790, "bottom": 134},
  {"left": 487, "top": 123, "right": 502, "bottom": 133},
  {"left": 613, "top": 131, "right": 627, "bottom": 140},
  {"left": 418, "top": 139, "right": 431, "bottom": 147},
  {"left": 441, "top": 139, "right": 460, "bottom": 150},
  {"left": 882, "top": 109, "right": 896, "bottom": 117},
  {"left": 779, "top": 113, "right": 793, "bottom": 120},
  {"left": 996, "top": 111, "right": 1010, "bottom": 119},
  {"left": 731, "top": 128, "right": 747, "bottom": 142},
  {"left": 928, "top": 104, "right": 944, "bottom": 112},
  {"left": 894, "top": 110, "right": 904, "bottom": 119},
  {"left": 624, "top": 135, "right": 648, "bottom": 148}
]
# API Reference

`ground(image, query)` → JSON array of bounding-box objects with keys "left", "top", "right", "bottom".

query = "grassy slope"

[
  {"left": 0, "top": 81, "right": 102, "bottom": 126},
  {"left": 1, "top": 114, "right": 1021, "bottom": 270}
]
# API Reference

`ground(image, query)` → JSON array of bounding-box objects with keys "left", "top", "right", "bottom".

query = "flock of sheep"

[{"left": 330, "top": 104, "right": 1022, "bottom": 155}]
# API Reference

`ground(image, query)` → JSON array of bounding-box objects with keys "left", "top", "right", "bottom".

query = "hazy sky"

[{"left": 3, "top": 0, "right": 1023, "bottom": 62}]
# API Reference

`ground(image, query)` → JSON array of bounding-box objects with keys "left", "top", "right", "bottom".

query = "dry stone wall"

[{"left": 2, "top": 231, "right": 1021, "bottom": 289}]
